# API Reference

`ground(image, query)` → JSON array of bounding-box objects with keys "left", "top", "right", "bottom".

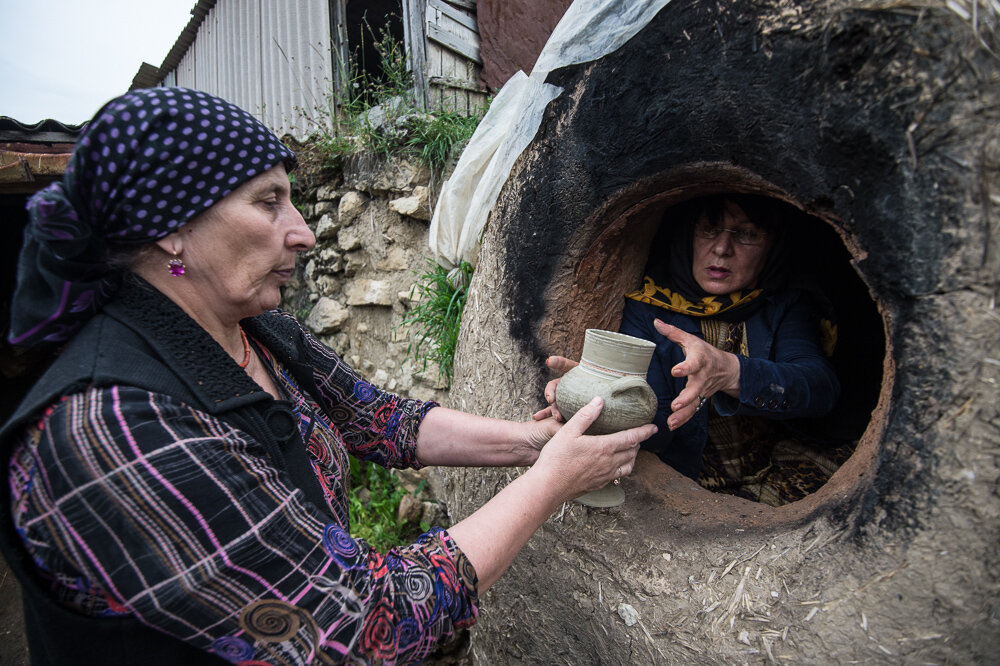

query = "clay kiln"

[{"left": 443, "top": 1, "right": 999, "bottom": 663}]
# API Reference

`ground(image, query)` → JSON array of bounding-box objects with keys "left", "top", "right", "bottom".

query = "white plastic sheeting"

[
  {"left": 426, "top": 72, "right": 561, "bottom": 270},
  {"left": 428, "top": 0, "right": 674, "bottom": 270}
]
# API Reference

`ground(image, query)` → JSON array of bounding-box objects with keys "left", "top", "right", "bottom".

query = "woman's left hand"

[
  {"left": 416, "top": 406, "right": 563, "bottom": 468},
  {"left": 531, "top": 355, "right": 579, "bottom": 422},
  {"left": 518, "top": 413, "right": 563, "bottom": 463},
  {"left": 654, "top": 319, "right": 741, "bottom": 430}
]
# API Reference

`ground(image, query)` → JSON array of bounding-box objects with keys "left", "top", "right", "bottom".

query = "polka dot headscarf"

[{"left": 8, "top": 87, "right": 296, "bottom": 347}]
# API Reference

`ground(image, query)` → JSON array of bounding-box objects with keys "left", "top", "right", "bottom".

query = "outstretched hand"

[
  {"left": 531, "top": 355, "right": 579, "bottom": 422},
  {"left": 654, "top": 319, "right": 741, "bottom": 431},
  {"left": 444, "top": 396, "right": 656, "bottom": 595}
]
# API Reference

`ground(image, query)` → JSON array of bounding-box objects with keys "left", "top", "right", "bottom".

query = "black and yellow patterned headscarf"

[
  {"left": 627, "top": 277, "right": 764, "bottom": 319},
  {"left": 627, "top": 195, "right": 789, "bottom": 323}
]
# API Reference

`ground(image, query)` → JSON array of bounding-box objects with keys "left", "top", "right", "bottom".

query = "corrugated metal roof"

[
  {"left": 129, "top": 1, "right": 217, "bottom": 91},
  {"left": 0, "top": 118, "right": 79, "bottom": 191},
  {"left": 0, "top": 117, "right": 83, "bottom": 144},
  {"left": 130, "top": 62, "right": 163, "bottom": 90},
  {"left": 159, "top": 1, "right": 219, "bottom": 79}
]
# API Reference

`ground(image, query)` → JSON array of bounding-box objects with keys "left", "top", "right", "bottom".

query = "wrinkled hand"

[
  {"left": 534, "top": 396, "right": 656, "bottom": 497},
  {"left": 516, "top": 412, "right": 563, "bottom": 464},
  {"left": 531, "top": 355, "right": 579, "bottom": 422},
  {"left": 654, "top": 319, "right": 741, "bottom": 431}
]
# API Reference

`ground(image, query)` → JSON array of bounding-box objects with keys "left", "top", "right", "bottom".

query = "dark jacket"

[
  {"left": 619, "top": 289, "right": 840, "bottom": 479},
  {"left": 0, "top": 278, "right": 331, "bottom": 665}
]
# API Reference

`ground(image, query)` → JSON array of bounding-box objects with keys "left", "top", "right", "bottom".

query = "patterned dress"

[{"left": 7, "top": 314, "right": 478, "bottom": 665}]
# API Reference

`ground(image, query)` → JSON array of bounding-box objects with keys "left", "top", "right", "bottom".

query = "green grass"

[
  {"left": 349, "top": 458, "right": 428, "bottom": 552},
  {"left": 400, "top": 260, "right": 474, "bottom": 388},
  {"left": 406, "top": 109, "right": 483, "bottom": 172},
  {"left": 315, "top": 134, "right": 358, "bottom": 170}
]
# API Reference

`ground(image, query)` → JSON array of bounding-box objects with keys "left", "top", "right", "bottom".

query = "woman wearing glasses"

[{"left": 540, "top": 195, "right": 840, "bottom": 503}]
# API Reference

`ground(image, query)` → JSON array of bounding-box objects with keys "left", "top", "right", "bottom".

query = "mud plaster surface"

[{"left": 439, "top": 1, "right": 1000, "bottom": 663}]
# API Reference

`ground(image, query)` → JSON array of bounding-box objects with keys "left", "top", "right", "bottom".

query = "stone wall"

[{"left": 283, "top": 152, "right": 450, "bottom": 404}]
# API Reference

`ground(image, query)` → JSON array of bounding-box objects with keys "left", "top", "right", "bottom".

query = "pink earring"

[{"left": 168, "top": 251, "right": 186, "bottom": 277}]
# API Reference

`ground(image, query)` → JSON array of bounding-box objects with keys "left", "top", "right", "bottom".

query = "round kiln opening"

[{"left": 547, "top": 174, "right": 887, "bottom": 516}]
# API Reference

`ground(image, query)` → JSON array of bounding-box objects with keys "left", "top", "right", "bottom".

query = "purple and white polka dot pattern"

[
  {"left": 9, "top": 87, "right": 295, "bottom": 347},
  {"left": 72, "top": 86, "right": 294, "bottom": 240}
]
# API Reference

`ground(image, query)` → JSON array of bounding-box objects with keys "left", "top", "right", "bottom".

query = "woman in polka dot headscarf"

[
  {"left": 1, "top": 88, "right": 654, "bottom": 665},
  {"left": 8, "top": 86, "right": 297, "bottom": 347}
]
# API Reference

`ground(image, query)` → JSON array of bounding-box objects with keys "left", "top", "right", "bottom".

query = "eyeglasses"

[{"left": 694, "top": 222, "right": 768, "bottom": 246}]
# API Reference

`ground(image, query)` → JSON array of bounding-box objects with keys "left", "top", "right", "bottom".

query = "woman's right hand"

[
  {"left": 532, "top": 396, "right": 657, "bottom": 498},
  {"left": 654, "top": 319, "right": 741, "bottom": 430},
  {"left": 532, "top": 355, "right": 580, "bottom": 422},
  {"left": 446, "top": 396, "right": 657, "bottom": 593}
]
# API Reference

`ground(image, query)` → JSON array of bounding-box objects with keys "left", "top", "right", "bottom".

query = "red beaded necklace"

[{"left": 237, "top": 327, "right": 251, "bottom": 368}]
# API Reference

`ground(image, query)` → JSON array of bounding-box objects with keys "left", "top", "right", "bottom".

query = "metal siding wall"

[
  {"left": 176, "top": 46, "right": 197, "bottom": 88},
  {"left": 195, "top": 11, "right": 219, "bottom": 94},
  {"left": 260, "top": 0, "right": 334, "bottom": 137},
  {"left": 160, "top": 0, "right": 332, "bottom": 139},
  {"left": 259, "top": 0, "right": 284, "bottom": 133},
  {"left": 216, "top": 0, "right": 262, "bottom": 118}
]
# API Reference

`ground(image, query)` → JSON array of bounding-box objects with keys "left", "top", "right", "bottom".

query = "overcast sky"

[{"left": 0, "top": 0, "right": 196, "bottom": 125}]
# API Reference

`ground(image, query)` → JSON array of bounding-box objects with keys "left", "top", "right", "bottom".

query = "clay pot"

[
  {"left": 554, "top": 329, "right": 658, "bottom": 508},
  {"left": 555, "top": 329, "right": 658, "bottom": 435}
]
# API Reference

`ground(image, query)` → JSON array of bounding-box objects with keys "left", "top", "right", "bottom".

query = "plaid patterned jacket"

[{"left": 1, "top": 277, "right": 477, "bottom": 665}]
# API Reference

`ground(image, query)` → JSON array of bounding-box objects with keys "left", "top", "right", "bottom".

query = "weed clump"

[
  {"left": 296, "top": 23, "right": 485, "bottom": 174},
  {"left": 349, "top": 458, "right": 429, "bottom": 552},
  {"left": 401, "top": 260, "right": 474, "bottom": 388}
]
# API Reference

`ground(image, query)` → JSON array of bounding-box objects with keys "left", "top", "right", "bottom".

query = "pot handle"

[{"left": 608, "top": 376, "right": 656, "bottom": 404}]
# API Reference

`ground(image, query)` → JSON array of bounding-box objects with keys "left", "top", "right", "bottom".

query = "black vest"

[{"left": 0, "top": 278, "right": 333, "bottom": 665}]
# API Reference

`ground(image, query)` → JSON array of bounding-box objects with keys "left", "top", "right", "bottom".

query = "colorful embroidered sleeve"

[
  {"left": 10, "top": 385, "right": 478, "bottom": 665},
  {"left": 281, "top": 312, "right": 436, "bottom": 470}
]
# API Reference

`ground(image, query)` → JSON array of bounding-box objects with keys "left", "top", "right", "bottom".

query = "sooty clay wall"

[{"left": 443, "top": 1, "right": 999, "bottom": 664}]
